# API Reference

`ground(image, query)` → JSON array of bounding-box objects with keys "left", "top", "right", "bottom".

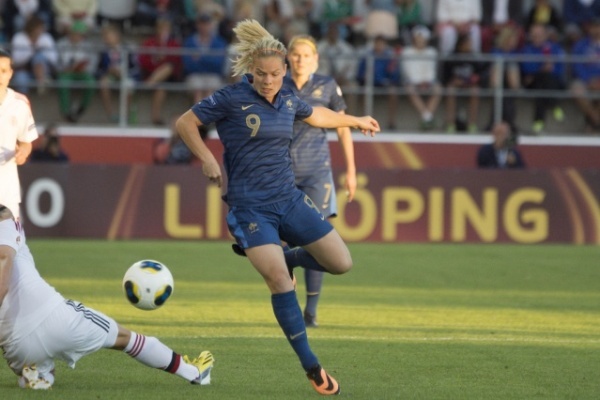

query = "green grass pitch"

[{"left": 1, "top": 240, "right": 599, "bottom": 399}]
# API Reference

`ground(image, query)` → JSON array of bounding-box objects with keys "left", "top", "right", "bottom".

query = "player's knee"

[
  {"left": 329, "top": 252, "right": 353, "bottom": 275},
  {"left": 112, "top": 325, "right": 132, "bottom": 350}
]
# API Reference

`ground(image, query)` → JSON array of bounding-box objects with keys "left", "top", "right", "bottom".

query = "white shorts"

[{"left": 3, "top": 299, "right": 119, "bottom": 379}]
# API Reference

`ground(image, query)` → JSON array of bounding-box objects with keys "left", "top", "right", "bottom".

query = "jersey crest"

[{"left": 311, "top": 86, "right": 324, "bottom": 99}]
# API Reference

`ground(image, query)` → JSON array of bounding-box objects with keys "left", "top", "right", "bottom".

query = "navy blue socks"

[
  {"left": 271, "top": 290, "right": 318, "bottom": 370},
  {"left": 304, "top": 269, "right": 323, "bottom": 317}
]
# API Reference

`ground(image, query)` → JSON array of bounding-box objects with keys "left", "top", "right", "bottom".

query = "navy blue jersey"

[
  {"left": 284, "top": 74, "right": 347, "bottom": 184},
  {"left": 191, "top": 75, "right": 313, "bottom": 207}
]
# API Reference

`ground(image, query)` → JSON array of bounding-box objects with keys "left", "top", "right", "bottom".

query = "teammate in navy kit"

[
  {"left": 176, "top": 19, "right": 379, "bottom": 396},
  {"left": 284, "top": 34, "right": 357, "bottom": 328}
]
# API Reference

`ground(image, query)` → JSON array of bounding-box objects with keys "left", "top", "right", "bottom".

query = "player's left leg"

[
  {"left": 49, "top": 299, "right": 213, "bottom": 386},
  {"left": 280, "top": 191, "right": 352, "bottom": 275},
  {"left": 111, "top": 326, "right": 214, "bottom": 385},
  {"left": 296, "top": 229, "right": 352, "bottom": 275},
  {"left": 303, "top": 269, "right": 323, "bottom": 327}
]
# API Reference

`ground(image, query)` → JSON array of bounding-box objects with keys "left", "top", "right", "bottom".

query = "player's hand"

[
  {"left": 356, "top": 116, "right": 380, "bottom": 137},
  {"left": 345, "top": 172, "right": 357, "bottom": 202},
  {"left": 14, "top": 144, "right": 29, "bottom": 165},
  {"left": 202, "top": 161, "right": 222, "bottom": 187}
]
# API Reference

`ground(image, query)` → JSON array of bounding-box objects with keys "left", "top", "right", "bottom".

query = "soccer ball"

[{"left": 123, "top": 260, "right": 174, "bottom": 310}]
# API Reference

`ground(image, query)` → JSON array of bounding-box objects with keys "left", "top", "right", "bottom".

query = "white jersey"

[
  {"left": 0, "top": 218, "right": 64, "bottom": 347},
  {"left": 0, "top": 88, "right": 39, "bottom": 219}
]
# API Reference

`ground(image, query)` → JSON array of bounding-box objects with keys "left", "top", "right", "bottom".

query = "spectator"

[
  {"left": 134, "top": 0, "right": 169, "bottom": 26},
  {"left": 317, "top": 22, "right": 358, "bottom": 110},
  {"left": 525, "top": 0, "right": 563, "bottom": 40},
  {"left": 364, "top": 0, "right": 399, "bottom": 41},
  {"left": 401, "top": 25, "right": 441, "bottom": 130},
  {"left": 481, "top": 0, "right": 524, "bottom": 27},
  {"left": 1, "top": 0, "right": 54, "bottom": 40},
  {"left": 480, "top": 0, "right": 524, "bottom": 52},
  {"left": 97, "top": 24, "right": 139, "bottom": 123},
  {"left": 9, "top": 14, "right": 57, "bottom": 94},
  {"left": 395, "top": 0, "right": 424, "bottom": 45},
  {"left": 184, "top": 0, "right": 225, "bottom": 20},
  {"left": 435, "top": 0, "right": 482, "bottom": 55},
  {"left": 488, "top": 25, "right": 523, "bottom": 133},
  {"left": 138, "top": 16, "right": 182, "bottom": 126},
  {"left": 265, "top": 0, "right": 296, "bottom": 40},
  {"left": 477, "top": 121, "right": 525, "bottom": 168},
  {"left": 520, "top": 23, "right": 565, "bottom": 135},
  {"left": 320, "top": 0, "right": 358, "bottom": 43},
  {"left": 570, "top": 17, "right": 600, "bottom": 132},
  {"left": 442, "top": 33, "right": 486, "bottom": 133},
  {"left": 30, "top": 123, "right": 69, "bottom": 163},
  {"left": 563, "top": 0, "right": 600, "bottom": 47},
  {"left": 356, "top": 35, "right": 401, "bottom": 129},
  {"left": 134, "top": 0, "right": 188, "bottom": 38},
  {"left": 226, "top": 0, "right": 267, "bottom": 27},
  {"left": 53, "top": 0, "right": 97, "bottom": 36},
  {"left": 182, "top": 13, "right": 228, "bottom": 104},
  {"left": 182, "top": 0, "right": 226, "bottom": 39},
  {"left": 316, "top": 22, "right": 358, "bottom": 89},
  {"left": 56, "top": 20, "right": 96, "bottom": 122}
]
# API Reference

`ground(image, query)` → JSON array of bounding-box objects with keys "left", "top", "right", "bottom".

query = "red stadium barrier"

[{"left": 19, "top": 164, "right": 600, "bottom": 244}]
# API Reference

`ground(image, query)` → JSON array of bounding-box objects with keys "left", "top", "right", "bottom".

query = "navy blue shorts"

[
  {"left": 296, "top": 170, "right": 338, "bottom": 219},
  {"left": 226, "top": 189, "right": 333, "bottom": 250}
]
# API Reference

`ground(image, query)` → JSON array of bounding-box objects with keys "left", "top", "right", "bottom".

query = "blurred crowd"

[{"left": 0, "top": 0, "right": 599, "bottom": 135}]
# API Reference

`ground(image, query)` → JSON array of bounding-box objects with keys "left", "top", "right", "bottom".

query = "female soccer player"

[
  {"left": 285, "top": 34, "right": 357, "bottom": 328},
  {"left": 176, "top": 19, "right": 379, "bottom": 396}
]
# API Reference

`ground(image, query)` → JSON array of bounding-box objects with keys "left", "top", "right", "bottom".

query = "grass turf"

[{"left": 1, "top": 240, "right": 599, "bottom": 399}]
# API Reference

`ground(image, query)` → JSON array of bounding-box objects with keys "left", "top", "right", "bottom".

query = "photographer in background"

[
  {"left": 30, "top": 123, "right": 69, "bottom": 163},
  {"left": 477, "top": 121, "right": 525, "bottom": 169}
]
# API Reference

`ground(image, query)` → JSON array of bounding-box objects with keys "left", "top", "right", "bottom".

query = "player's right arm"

[
  {"left": 176, "top": 110, "right": 222, "bottom": 187},
  {"left": 0, "top": 208, "right": 16, "bottom": 307}
]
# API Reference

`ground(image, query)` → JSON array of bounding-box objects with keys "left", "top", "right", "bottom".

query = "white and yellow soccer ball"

[{"left": 123, "top": 260, "right": 174, "bottom": 310}]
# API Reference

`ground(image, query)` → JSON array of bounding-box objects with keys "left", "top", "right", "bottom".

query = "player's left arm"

[
  {"left": 335, "top": 111, "right": 357, "bottom": 202},
  {"left": 0, "top": 244, "right": 15, "bottom": 307},
  {"left": 14, "top": 140, "right": 33, "bottom": 165},
  {"left": 304, "top": 106, "right": 379, "bottom": 136}
]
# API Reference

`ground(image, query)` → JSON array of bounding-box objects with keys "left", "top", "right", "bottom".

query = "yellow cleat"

[{"left": 185, "top": 351, "right": 214, "bottom": 385}]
